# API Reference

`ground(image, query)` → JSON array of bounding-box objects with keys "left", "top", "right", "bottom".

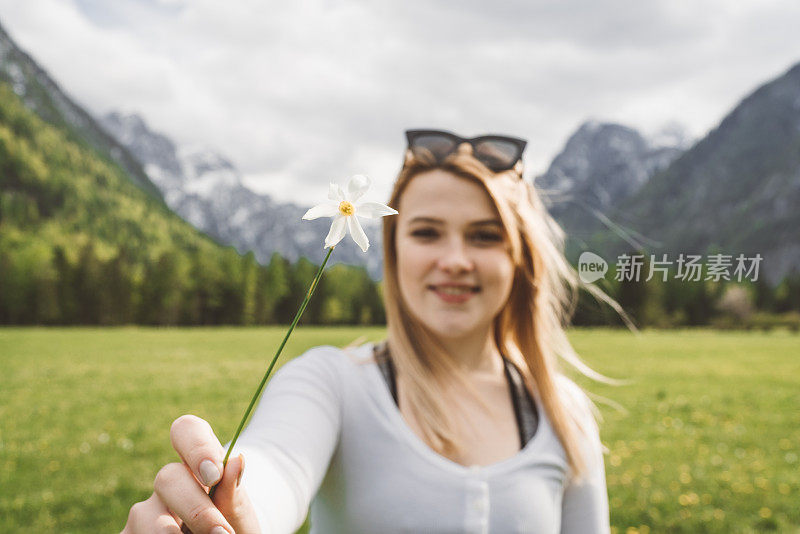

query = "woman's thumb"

[{"left": 212, "top": 454, "right": 261, "bottom": 533}]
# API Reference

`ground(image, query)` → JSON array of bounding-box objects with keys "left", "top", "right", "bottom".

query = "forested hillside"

[
  {"left": 0, "top": 84, "right": 383, "bottom": 325},
  {"left": 0, "top": 20, "right": 162, "bottom": 200}
]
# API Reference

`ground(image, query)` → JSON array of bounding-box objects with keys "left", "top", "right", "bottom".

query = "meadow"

[{"left": 0, "top": 327, "right": 798, "bottom": 533}]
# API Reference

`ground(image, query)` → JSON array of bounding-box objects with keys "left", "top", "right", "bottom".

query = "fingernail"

[
  {"left": 236, "top": 454, "right": 245, "bottom": 487},
  {"left": 199, "top": 459, "right": 222, "bottom": 486},
  {"left": 210, "top": 527, "right": 229, "bottom": 534}
]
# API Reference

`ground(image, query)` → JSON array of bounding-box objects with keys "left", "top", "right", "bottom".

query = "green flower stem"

[{"left": 208, "top": 245, "right": 335, "bottom": 499}]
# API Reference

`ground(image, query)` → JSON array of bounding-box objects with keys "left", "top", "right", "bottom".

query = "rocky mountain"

[
  {"left": 594, "top": 62, "right": 800, "bottom": 284},
  {"left": 0, "top": 20, "right": 162, "bottom": 200},
  {"left": 100, "top": 112, "right": 385, "bottom": 279},
  {"left": 0, "top": 81, "right": 275, "bottom": 325},
  {"left": 536, "top": 121, "right": 688, "bottom": 240},
  {"left": 6, "top": 12, "right": 795, "bottom": 285}
]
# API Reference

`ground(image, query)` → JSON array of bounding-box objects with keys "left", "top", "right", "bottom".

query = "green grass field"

[{"left": 1, "top": 327, "right": 798, "bottom": 533}]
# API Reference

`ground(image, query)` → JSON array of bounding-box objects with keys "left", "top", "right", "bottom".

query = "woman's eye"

[
  {"left": 473, "top": 232, "right": 502, "bottom": 243},
  {"left": 410, "top": 229, "right": 502, "bottom": 243},
  {"left": 411, "top": 229, "right": 438, "bottom": 238}
]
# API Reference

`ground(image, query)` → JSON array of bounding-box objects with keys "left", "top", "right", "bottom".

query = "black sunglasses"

[{"left": 405, "top": 129, "right": 527, "bottom": 173}]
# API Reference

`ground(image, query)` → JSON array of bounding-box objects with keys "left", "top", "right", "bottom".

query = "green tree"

[
  {"left": 291, "top": 256, "right": 328, "bottom": 325},
  {"left": 52, "top": 246, "right": 76, "bottom": 324},
  {"left": 74, "top": 241, "right": 103, "bottom": 324},
  {"left": 774, "top": 270, "right": 800, "bottom": 312},
  {"left": 240, "top": 252, "right": 258, "bottom": 325},
  {"left": 139, "top": 251, "right": 182, "bottom": 325},
  {"left": 262, "top": 253, "right": 292, "bottom": 324},
  {"left": 101, "top": 246, "right": 135, "bottom": 325},
  {"left": 615, "top": 270, "right": 649, "bottom": 328}
]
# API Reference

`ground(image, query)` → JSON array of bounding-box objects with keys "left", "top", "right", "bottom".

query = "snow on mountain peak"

[
  {"left": 178, "top": 145, "right": 242, "bottom": 198},
  {"left": 98, "top": 109, "right": 388, "bottom": 280},
  {"left": 646, "top": 121, "right": 693, "bottom": 150}
]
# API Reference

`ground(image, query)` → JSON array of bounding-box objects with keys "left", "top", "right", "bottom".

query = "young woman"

[{"left": 122, "top": 130, "right": 610, "bottom": 534}]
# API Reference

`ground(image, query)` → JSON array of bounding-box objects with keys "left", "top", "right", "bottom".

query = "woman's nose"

[{"left": 437, "top": 238, "right": 474, "bottom": 274}]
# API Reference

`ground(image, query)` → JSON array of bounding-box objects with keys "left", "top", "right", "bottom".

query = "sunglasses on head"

[{"left": 405, "top": 129, "right": 527, "bottom": 173}]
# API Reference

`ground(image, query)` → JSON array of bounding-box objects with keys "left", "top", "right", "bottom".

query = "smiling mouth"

[{"left": 427, "top": 285, "right": 481, "bottom": 295}]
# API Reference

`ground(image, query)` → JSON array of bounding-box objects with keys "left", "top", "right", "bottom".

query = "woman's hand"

[{"left": 122, "top": 415, "right": 261, "bottom": 534}]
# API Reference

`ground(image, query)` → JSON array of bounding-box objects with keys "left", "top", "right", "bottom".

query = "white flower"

[{"left": 302, "top": 174, "right": 398, "bottom": 252}]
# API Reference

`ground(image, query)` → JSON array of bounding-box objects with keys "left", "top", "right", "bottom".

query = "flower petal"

[
  {"left": 346, "top": 174, "right": 371, "bottom": 202},
  {"left": 348, "top": 215, "right": 370, "bottom": 253},
  {"left": 324, "top": 214, "right": 347, "bottom": 248},
  {"left": 356, "top": 201, "right": 398, "bottom": 219},
  {"left": 302, "top": 202, "right": 339, "bottom": 220},
  {"left": 328, "top": 182, "right": 346, "bottom": 202}
]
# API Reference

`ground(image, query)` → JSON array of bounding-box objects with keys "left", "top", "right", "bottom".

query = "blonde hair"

[{"left": 380, "top": 148, "right": 623, "bottom": 479}]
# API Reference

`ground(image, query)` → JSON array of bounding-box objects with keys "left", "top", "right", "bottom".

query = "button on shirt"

[{"left": 230, "top": 343, "right": 610, "bottom": 533}]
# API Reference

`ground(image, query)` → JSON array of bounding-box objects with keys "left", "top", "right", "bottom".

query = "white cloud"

[{"left": 1, "top": 0, "right": 799, "bottom": 205}]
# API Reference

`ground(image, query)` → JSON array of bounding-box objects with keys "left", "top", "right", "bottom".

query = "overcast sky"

[{"left": 2, "top": 0, "right": 800, "bottom": 205}]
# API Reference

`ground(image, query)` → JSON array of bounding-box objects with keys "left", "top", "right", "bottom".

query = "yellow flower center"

[{"left": 338, "top": 201, "right": 355, "bottom": 216}]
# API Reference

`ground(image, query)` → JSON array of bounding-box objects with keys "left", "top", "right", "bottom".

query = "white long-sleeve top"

[{"left": 231, "top": 342, "right": 610, "bottom": 534}]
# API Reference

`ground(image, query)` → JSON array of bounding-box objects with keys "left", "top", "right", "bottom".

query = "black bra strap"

[
  {"left": 374, "top": 341, "right": 398, "bottom": 405},
  {"left": 502, "top": 356, "right": 539, "bottom": 448},
  {"left": 373, "top": 342, "right": 539, "bottom": 447}
]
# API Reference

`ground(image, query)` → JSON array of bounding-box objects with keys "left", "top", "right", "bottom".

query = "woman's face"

[{"left": 395, "top": 169, "right": 515, "bottom": 343}]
